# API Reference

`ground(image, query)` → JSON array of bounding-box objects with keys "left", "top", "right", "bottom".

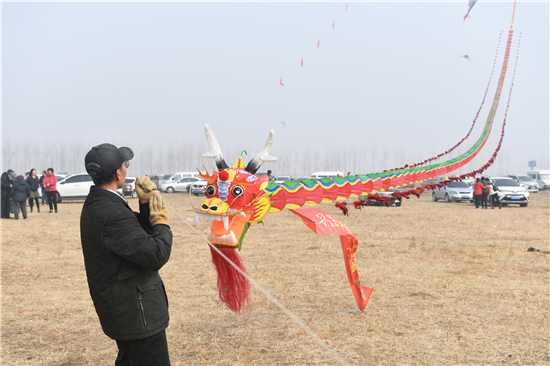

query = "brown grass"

[{"left": 2, "top": 191, "right": 549, "bottom": 365}]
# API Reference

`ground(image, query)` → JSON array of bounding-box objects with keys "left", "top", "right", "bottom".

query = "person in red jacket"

[
  {"left": 473, "top": 178, "right": 488, "bottom": 209},
  {"left": 43, "top": 168, "right": 58, "bottom": 213}
]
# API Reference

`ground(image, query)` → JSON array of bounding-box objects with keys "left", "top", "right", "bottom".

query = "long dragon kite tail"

[
  {"left": 210, "top": 246, "right": 250, "bottom": 313},
  {"left": 265, "top": 21, "right": 516, "bottom": 214}
]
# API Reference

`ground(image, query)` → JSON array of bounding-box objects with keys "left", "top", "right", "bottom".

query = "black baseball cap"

[{"left": 85, "top": 143, "right": 134, "bottom": 176}]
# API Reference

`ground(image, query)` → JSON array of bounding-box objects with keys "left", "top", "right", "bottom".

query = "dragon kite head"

[{"left": 195, "top": 125, "right": 275, "bottom": 249}]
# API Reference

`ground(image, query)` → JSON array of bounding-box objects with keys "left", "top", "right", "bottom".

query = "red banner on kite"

[{"left": 289, "top": 209, "right": 373, "bottom": 311}]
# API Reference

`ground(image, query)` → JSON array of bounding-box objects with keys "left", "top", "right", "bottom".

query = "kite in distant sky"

[
  {"left": 317, "top": 40, "right": 320, "bottom": 49},
  {"left": 346, "top": 3, "right": 348, "bottom": 11},
  {"left": 332, "top": 21, "right": 335, "bottom": 29},
  {"left": 301, "top": 58, "right": 303, "bottom": 67},
  {"left": 457, "top": 54, "right": 471, "bottom": 62},
  {"left": 464, "top": 0, "right": 478, "bottom": 21},
  {"left": 281, "top": 121, "right": 286, "bottom": 127},
  {"left": 280, "top": 77, "right": 284, "bottom": 86}
]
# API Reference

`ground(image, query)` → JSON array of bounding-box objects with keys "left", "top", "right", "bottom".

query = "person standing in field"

[
  {"left": 43, "top": 168, "right": 58, "bottom": 213},
  {"left": 490, "top": 180, "right": 502, "bottom": 209},
  {"left": 39, "top": 170, "right": 48, "bottom": 205},
  {"left": 267, "top": 170, "right": 275, "bottom": 182},
  {"left": 481, "top": 176, "right": 493, "bottom": 209},
  {"left": 473, "top": 178, "right": 488, "bottom": 209},
  {"left": 1, "top": 169, "right": 15, "bottom": 219},
  {"left": 80, "top": 143, "right": 173, "bottom": 366},
  {"left": 26, "top": 169, "right": 41, "bottom": 213},
  {"left": 9, "top": 175, "right": 30, "bottom": 220}
]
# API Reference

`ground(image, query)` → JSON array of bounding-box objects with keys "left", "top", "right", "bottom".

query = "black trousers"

[
  {"left": 115, "top": 330, "right": 171, "bottom": 366},
  {"left": 1, "top": 193, "right": 11, "bottom": 218},
  {"left": 46, "top": 191, "right": 58, "bottom": 211},
  {"left": 474, "top": 194, "right": 481, "bottom": 208},
  {"left": 481, "top": 192, "right": 489, "bottom": 208},
  {"left": 29, "top": 197, "right": 40, "bottom": 211},
  {"left": 491, "top": 194, "right": 501, "bottom": 207}
]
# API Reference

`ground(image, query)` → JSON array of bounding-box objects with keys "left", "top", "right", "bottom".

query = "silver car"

[
  {"left": 508, "top": 175, "right": 539, "bottom": 193},
  {"left": 159, "top": 177, "right": 203, "bottom": 193},
  {"left": 432, "top": 181, "right": 473, "bottom": 203}
]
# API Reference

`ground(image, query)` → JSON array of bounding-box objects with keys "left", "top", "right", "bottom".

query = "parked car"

[
  {"left": 275, "top": 175, "right": 291, "bottom": 183},
  {"left": 188, "top": 181, "right": 207, "bottom": 196},
  {"left": 358, "top": 188, "right": 402, "bottom": 207},
  {"left": 57, "top": 172, "right": 123, "bottom": 202},
  {"left": 56, "top": 173, "right": 94, "bottom": 202},
  {"left": 508, "top": 175, "right": 539, "bottom": 193},
  {"left": 492, "top": 177, "right": 530, "bottom": 207},
  {"left": 158, "top": 171, "right": 204, "bottom": 186},
  {"left": 148, "top": 175, "right": 163, "bottom": 186},
  {"left": 123, "top": 177, "right": 136, "bottom": 198},
  {"left": 432, "top": 181, "right": 473, "bottom": 203},
  {"left": 159, "top": 177, "right": 204, "bottom": 193},
  {"left": 310, "top": 171, "right": 344, "bottom": 179},
  {"left": 526, "top": 170, "right": 550, "bottom": 189}
]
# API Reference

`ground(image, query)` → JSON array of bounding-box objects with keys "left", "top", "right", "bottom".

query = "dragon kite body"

[{"left": 194, "top": 15, "right": 518, "bottom": 313}]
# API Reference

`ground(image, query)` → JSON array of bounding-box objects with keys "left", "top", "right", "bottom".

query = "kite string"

[{"left": 152, "top": 191, "right": 350, "bottom": 366}]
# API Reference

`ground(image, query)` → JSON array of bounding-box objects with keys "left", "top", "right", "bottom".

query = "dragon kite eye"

[
  {"left": 201, "top": 203, "right": 209, "bottom": 210},
  {"left": 231, "top": 185, "right": 244, "bottom": 197},
  {"left": 210, "top": 206, "right": 218, "bottom": 212},
  {"left": 206, "top": 185, "right": 216, "bottom": 196}
]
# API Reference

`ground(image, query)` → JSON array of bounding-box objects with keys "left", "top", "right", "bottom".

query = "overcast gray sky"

[{"left": 2, "top": 1, "right": 548, "bottom": 177}]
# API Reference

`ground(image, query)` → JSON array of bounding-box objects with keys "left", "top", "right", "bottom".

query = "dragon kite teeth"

[{"left": 195, "top": 212, "right": 229, "bottom": 231}]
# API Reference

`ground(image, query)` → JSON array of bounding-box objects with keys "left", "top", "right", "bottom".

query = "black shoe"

[
  {"left": 50, "top": 210, "right": 53, "bottom": 213},
  {"left": 30, "top": 207, "right": 33, "bottom": 213},
  {"left": 55, "top": 210, "right": 58, "bottom": 213}
]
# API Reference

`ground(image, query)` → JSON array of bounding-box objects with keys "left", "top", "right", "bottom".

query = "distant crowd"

[{"left": 1, "top": 168, "right": 59, "bottom": 220}]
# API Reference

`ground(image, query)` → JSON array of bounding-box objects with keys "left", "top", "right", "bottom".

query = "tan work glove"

[
  {"left": 150, "top": 193, "right": 169, "bottom": 227},
  {"left": 135, "top": 175, "right": 157, "bottom": 203}
]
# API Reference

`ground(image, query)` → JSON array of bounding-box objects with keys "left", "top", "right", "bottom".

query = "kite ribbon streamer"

[{"left": 289, "top": 208, "right": 373, "bottom": 311}]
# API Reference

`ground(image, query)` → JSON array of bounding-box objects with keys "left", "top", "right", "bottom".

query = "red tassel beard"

[{"left": 210, "top": 246, "right": 250, "bottom": 313}]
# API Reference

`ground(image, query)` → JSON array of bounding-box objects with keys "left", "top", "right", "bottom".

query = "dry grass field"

[{"left": 2, "top": 190, "right": 549, "bottom": 365}]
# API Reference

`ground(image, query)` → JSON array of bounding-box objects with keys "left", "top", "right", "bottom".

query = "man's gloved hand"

[
  {"left": 150, "top": 193, "right": 169, "bottom": 227},
  {"left": 135, "top": 175, "right": 157, "bottom": 203}
]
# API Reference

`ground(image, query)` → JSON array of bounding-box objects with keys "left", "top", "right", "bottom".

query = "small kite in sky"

[
  {"left": 346, "top": 3, "right": 348, "bottom": 11},
  {"left": 457, "top": 54, "right": 471, "bottom": 62},
  {"left": 317, "top": 40, "right": 320, "bottom": 49},
  {"left": 332, "top": 21, "right": 335, "bottom": 29},
  {"left": 281, "top": 121, "right": 286, "bottom": 127},
  {"left": 280, "top": 77, "right": 284, "bottom": 86},
  {"left": 301, "top": 58, "right": 303, "bottom": 67},
  {"left": 464, "top": 0, "right": 478, "bottom": 21}
]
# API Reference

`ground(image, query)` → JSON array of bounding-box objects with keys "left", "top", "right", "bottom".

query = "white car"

[
  {"left": 492, "top": 177, "right": 530, "bottom": 207},
  {"left": 56, "top": 173, "right": 123, "bottom": 202},
  {"left": 159, "top": 177, "right": 204, "bottom": 193}
]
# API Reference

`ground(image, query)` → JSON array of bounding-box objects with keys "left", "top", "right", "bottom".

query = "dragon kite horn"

[
  {"left": 245, "top": 129, "right": 277, "bottom": 174},
  {"left": 200, "top": 124, "right": 230, "bottom": 171}
]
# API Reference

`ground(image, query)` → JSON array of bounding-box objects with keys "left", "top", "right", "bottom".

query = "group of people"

[
  {"left": 0, "top": 168, "right": 59, "bottom": 219},
  {"left": 473, "top": 176, "right": 501, "bottom": 209}
]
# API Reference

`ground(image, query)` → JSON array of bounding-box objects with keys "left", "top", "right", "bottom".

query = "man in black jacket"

[
  {"left": 1, "top": 169, "right": 15, "bottom": 219},
  {"left": 80, "top": 143, "right": 173, "bottom": 366}
]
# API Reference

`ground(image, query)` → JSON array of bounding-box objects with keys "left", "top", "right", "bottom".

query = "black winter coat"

[
  {"left": 80, "top": 186, "right": 173, "bottom": 341},
  {"left": 26, "top": 176, "right": 40, "bottom": 192},
  {"left": 1, "top": 172, "right": 12, "bottom": 194},
  {"left": 10, "top": 179, "right": 30, "bottom": 201}
]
